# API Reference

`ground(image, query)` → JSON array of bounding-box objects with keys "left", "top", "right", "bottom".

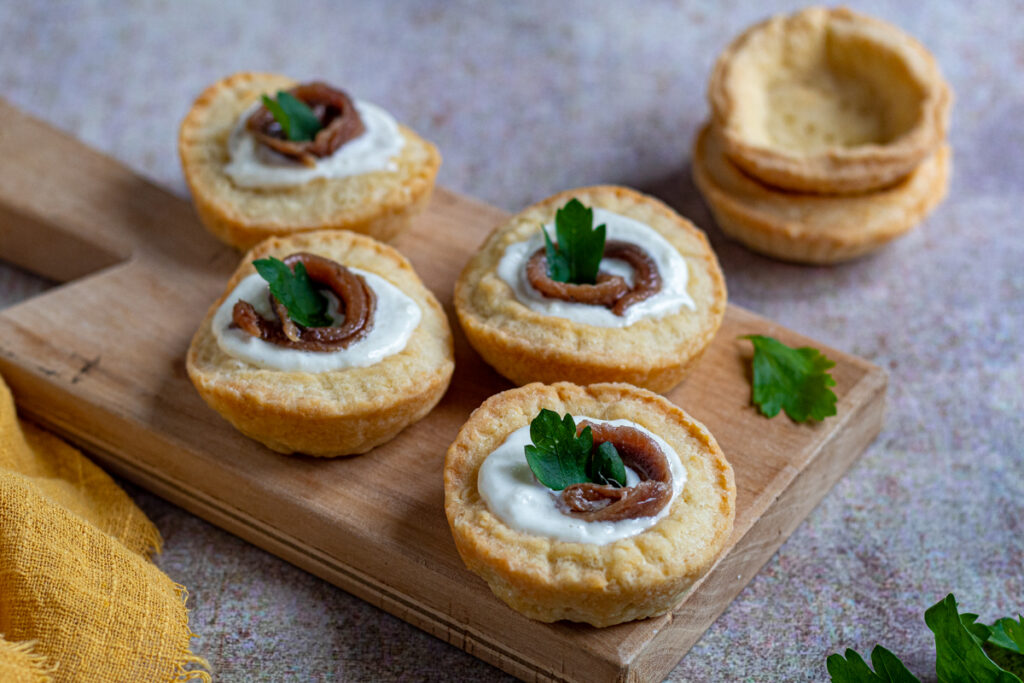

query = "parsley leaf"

[
  {"left": 742, "top": 334, "right": 838, "bottom": 422},
  {"left": 989, "top": 617, "right": 1024, "bottom": 655},
  {"left": 523, "top": 409, "right": 626, "bottom": 490},
  {"left": 543, "top": 198, "right": 607, "bottom": 285},
  {"left": 261, "top": 91, "right": 322, "bottom": 142},
  {"left": 987, "top": 647, "right": 1024, "bottom": 680},
  {"left": 963, "top": 613, "right": 995, "bottom": 643},
  {"left": 826, "top": 646, "right": 920, "bottom": 682},
  {"left": 588, "top": 441, "right": 627, "bottom": 487},
  {"left": 828, "top": 595, "right": 1024, "bottom": 683},
  {"left": 925, "top": 594, "right": 1022, "bottom": 682},
  {"left": 543, "top": 229, "right": 571, "bottom": 283},
  {"left": 985, "top": 617, "right": 1024, "bottom": 678},
  {"left": 252, "top": 257, "right": 332, "bottom": 328}
]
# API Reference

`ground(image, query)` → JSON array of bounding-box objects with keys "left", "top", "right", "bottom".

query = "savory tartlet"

[
  {"left": 693, "top": 123, "right": 951, "bottom": 264},
  {"left": 179, "top": 72, "right": 441, "bottom": 250},
  {"left": 444, "top": 382, "right": 736, "bottom": 627},
  {"left": 187, "top": 229, "right": 453, "bottom": 456},
  {"left": 454, "top": 186, "right": 726, "bottom": 393},
  {"left": 708, "top": 6, "right": 951, "bottom": 194}
]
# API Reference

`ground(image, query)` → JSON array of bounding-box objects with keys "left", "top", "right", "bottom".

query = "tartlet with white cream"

[
  {"left": 179, "top": 72, "right": 440, "bottom": 250},
  {"left": 444, "top": 382, "right": 736, "bottom": 627},
  {"left": 454, "top": 186, "right": 727, "bottom": 393},
  {"left": 187, "top": 229, "right": 453, "bottom": 456}
]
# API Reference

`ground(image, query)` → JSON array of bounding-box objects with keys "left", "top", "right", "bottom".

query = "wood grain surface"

[{"left": 0, "top": 99, "right": 886, "bottom": 682}]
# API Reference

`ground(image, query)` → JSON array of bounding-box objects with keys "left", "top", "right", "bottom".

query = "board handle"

[{"left": 0, "top": 98, "right": 206, "bottom": 282}]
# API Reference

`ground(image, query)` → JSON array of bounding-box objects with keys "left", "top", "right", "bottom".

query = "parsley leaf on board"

[
  {"left": 252, "top": 257, "right": 332, "bottom": 328},
  {"left": 261, "top": 91, "right": 322, "bottom": 142},
  {"left": 523, "top": 409, "right": 626, "bottom": 490},
  {"left": 543, "top": 198, "right": 607, "bottom": 285},
  {"left": 742, "top": 334, "right": 838, "bottom": 422},
  {"left": 826, "top": 646, "right": 920, "bottom": 682}
]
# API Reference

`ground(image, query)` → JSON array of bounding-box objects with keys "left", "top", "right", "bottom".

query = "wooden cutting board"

[{"left": 0, "top": 99, "right": 886, "bottom": 683}]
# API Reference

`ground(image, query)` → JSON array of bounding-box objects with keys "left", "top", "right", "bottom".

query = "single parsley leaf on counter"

[
  {"left": 252, "top": 257, "right": 332, "bottom": 328},
  {"left": 826, "top": 646, "right": 920, "bottom": 682},
  {"left": 742, "top": 334, "right": 838, "bottom": 422},
  {"left": 524, "top": 409, "right": 626, "bottom": 490},
  {"left": 261, "top": 91, "right": 322, "bottom": 142},
  {"left": 543, "top": 198, "right": 607, "bottom": 285},
  {"left": 925, "top": 594, "right": 1022, "bottom": 683}
]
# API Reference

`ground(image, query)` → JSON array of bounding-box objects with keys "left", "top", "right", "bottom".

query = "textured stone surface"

[{"left": 1, "top": 1, "right": 1021, "bottom": 680}]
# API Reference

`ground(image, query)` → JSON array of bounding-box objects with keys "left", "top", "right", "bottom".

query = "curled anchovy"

[
  {"left": 232, "top": 252, "right": 376, "bottom": 352},
  {"left": 247, "top": 82, "right": 365, "bottom": 166},
  {"left": 525, "top": 240, "right": 662, "bottom": 316},
  {"left": 559, "top": 420, "right": 673, "bottom": 522}
]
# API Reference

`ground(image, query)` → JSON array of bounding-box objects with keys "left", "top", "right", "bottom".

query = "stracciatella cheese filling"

[
  {"left": 477, "top": 417, "right": 687, "bottom": 545},
  {"left": 223, "top": 100, "right": 405, "bottom": 189},
  {"left": 212, "top": 270, "right": 420, "bottom": 372},
  {"left": 495, "top": 207, "right": 696, "bottom": 327}
]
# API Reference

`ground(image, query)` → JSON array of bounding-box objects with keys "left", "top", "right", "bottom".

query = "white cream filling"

[
  {"left": 477, "top": 417, "right": 686, "bottom": 545},
  {"left": 212, "top": 271, "right": 420, "bottom": 372},
  {"left": 223, "top": 99, "right": 405, "bottom": 188},
  {"left": 495, "top": 207, "right": 696, "bottom": 328}
]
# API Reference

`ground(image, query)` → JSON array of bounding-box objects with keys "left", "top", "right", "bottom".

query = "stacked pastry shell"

[{"left": 694, "top": 6, "right": 953, "bottom": 263}]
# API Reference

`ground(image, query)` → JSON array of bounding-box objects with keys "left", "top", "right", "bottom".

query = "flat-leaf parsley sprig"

[
  {"left": 543, "top": 199, "right": 607, "bottom": 285},
  {"left": 742, "top": 334, "right": 837, "bottom": 423},
  {"left": 524, "top": 409, "right": 626, "bottom": 490},
  {"left": 827, "top": 593, "right": 1024, "bottom": 681},
  {"left": 261, "top": 91, "right": 322, "bottom": 142},
  {"left": 253, "top": 257, "right": 332, "bottom": 328}
]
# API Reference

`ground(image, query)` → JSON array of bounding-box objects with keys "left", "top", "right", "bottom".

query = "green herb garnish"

[
  {"left": 252, "top": 257, "right": 332, "bottom": 328},
  {"left": 827, "top": 646, "right": 919, "bottom": 682},
  {"left": 928, "top": 596, "right": 1024, "bottom": 682},
  {"left": 523, "top": 409, "right": 626, "bottom": 490},
  {"left": 543, "top": 198, "right": 607, "bottom": 285},
  {"left": 827, "top": 594, "right": 1024, "bottom": 682},
  {"left": 990, "top": 617, "right": 1024, "bottom": 655},
  {"left": 742, "top": 334, "right": 837, "bottom": 423},
  {"left": 261, "top": 91, "right": 322, "bottom": 142}
]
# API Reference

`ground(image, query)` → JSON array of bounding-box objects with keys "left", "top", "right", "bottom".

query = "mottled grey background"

[{"left": 1, "top": 1, "right": 1021, "bottom": 681}]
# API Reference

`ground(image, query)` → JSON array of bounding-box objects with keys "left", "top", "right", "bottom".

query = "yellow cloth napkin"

[{"left": 0, "top": 376, "right": 210, "bottom": 682}]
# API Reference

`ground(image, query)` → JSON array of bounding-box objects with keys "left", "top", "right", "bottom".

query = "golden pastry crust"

[
  {"left": 179, "top": 72, "right": 441, "bottom": 250},
  {"left": 454, "top": 186, "right": 726, "bottom": 393},
  {"left": 708, "top": 6, "right": 951, "bottom": 194},
  {"left": 693, "top": 123, "right": 950, "bottom": 264},
  {"left": 444, "top": 382, "right": 736, "bottom": 627},
  {"left": 186, "top": 229, "right": 453, "bottom": 456}
]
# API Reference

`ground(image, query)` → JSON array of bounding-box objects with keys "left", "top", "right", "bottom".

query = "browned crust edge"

[
  {"left": 186, "top": 229, "right": 454, "bottom": 456},
  {"left": 179, "top": 72, "right": 441, "bottom": 250},
  {"left": 454, "top": 185, "right": 727, "bottom": 394},
  {"left": 443, "top": 381, "right": 736, "bottom": 627}
]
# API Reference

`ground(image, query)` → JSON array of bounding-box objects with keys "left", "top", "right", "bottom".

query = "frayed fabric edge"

[
  {"left": 0, "top": 637, "right": 59, "bottom": 682},
  {"left": 171, "top": 584, "right": 212, "bottom": 683}
]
